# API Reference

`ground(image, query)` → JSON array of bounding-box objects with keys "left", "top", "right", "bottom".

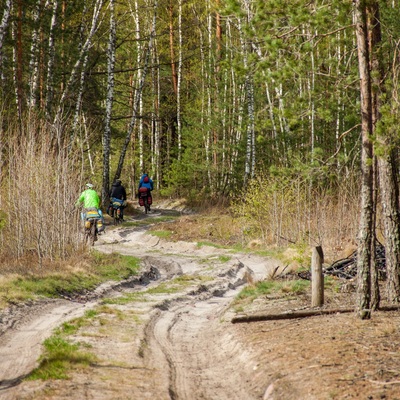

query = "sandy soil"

[{"left": 1, "top": 208, "right": 400, "bottom": 400}]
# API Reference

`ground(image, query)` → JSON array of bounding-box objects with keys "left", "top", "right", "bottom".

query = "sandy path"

[
  {"left": 0, "top": 213, "right": 281, "bottom": 400},
  {"left": 0, "top": 301, "right": 97, "bottom": 400}
]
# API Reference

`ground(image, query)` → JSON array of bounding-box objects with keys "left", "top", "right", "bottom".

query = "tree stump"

[{"left": 311, "top": 246, "right": 324, "bottom": 307}]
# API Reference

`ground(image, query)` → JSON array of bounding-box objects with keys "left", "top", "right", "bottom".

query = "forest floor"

[{"left": 1, "top": 204, "right": 400, "bottom": 400}]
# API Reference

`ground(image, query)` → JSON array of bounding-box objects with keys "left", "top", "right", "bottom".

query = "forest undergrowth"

[{"left": 0, "top": 117, "right": 366, "bottom": 311}]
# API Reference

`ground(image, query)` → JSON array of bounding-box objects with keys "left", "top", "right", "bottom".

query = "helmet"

[{"left": 86, "top": 183, "right": 94, "bottom": 188}]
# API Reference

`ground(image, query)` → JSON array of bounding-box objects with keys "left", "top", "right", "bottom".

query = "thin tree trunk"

[
  {"left": 0, "top": 0, "right": 11, "bottom": 86},
  {"left": 28, "top": 0, "right": 41, "bottom": 108},
  {"left": 169, "top": 0, "right": 177, "bottom": 96},
  {"left": 114, "top": 0, "right": 158, "bottom": 181},
  {"left": 54, "top": 0, "right": 104, "bottom": 126},
  {"left": 133, "top": 0, "right": 144, "bottom": 172},
  {"left": 12, "top": 0, "right": 23, "bottom": 121},
  {"left": 241, "top": 0, "right": 255, "bottom": 184},
  {"left": 45, "top": 0, "right": 58, "bottom": 118},
  {"left": 177, "top": 0, "right": 182, "bottom": 160},
  {"left": 102, "top": 0, "right": 116, "bottom": 205}
]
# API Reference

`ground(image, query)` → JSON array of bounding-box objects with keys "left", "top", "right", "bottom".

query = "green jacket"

[{"left": 77, "top": 189, "right": 100, "bottom": 209}]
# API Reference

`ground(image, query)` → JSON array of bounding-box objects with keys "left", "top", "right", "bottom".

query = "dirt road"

[
  {"left": 3, "top": 210, "right": 400, "bottom": 400},
  {"left": 0, "top": 211, "right": 279, "bottom": 400}
]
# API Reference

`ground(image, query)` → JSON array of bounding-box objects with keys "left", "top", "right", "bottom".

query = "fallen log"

[{"left": 231, "top": 305, "right": 400, "bottom": 323}]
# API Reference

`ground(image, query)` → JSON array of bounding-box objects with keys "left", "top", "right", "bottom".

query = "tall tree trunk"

[
  {"left": 177, "top": 0, "right": 182, "bottom": 160},
  {"left": 369, "top": 2, "right": 400, "bottom": 304},
  {"left": 13, "top": 0, "right": 23, "bottom": 121},
  {"left": 28, "top": 0, "right": 41, "bottom": 109},
  {"left": 133, "top": 0, "right": 144, "bottom": 172},
  {"left": 242, "top": 0, "right": 255, "bottom": 185},
  {"left": 102, "top": 0, "right": 116, "bottom": 205},
  {"left": 45, "top": 0, "right": 58, "bottom": 118},
  {"left": 354, "top": 0, "right": 374, "bottom": 320},
  {"left": 0, "top": 0, "right": 11, "bottom": 84},
  {"left": 54, "top": 0, "right": 104, "bottom": 126},
  {"left": 114, "top": 0, "right": 158, "bottom": 181}
]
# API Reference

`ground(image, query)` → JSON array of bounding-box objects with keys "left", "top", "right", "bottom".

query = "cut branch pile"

[
  {"left": 324, "top": 242, "right": 386, "bottom": 280},
  {"left": 278, "top": 242, "right": 386, "bottom": 281}
]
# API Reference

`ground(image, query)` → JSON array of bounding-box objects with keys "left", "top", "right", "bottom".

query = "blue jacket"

[{"left": 138, "top": 174, "right": 154, "bottom": 191}]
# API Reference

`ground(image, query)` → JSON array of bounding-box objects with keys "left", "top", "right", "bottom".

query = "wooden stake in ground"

[{"left": 312, "top": 246, "right": 324, "bottom": 307}]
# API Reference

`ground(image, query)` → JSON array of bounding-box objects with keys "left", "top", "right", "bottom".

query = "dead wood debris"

[
  {"left": 231, "top": 305, "right": 400, "bottom": 324},
  {"left": 280, "top": 242, "right": 386, "bottom": 281}
]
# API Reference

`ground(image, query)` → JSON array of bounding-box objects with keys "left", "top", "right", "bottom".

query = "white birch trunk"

[
  {"left": 28, "top": 0, "right": 41, "bottom": 108},
  {"left": 205, "top": 2, "right": 212, "bottom": 186},
  {"left": 102, "top": 0, "right": 116, "bottom": 202},
  {"left": 54, "top": 0, "right": 104, "bottom": 125},
  {"left": 177, "top": 0, "right": 182, "bottom": 160},
  {"left": 11, "top": 2, "right": 21, "bottom": 121},
  {"left": 114, "top": 0, "right": 158, "bottom": 181},
  {"left": 45, "top": 0, "right": 59, "bottom": 118},
  {"left": 133, "top": 0, "right": 144, "bottom": 172},
  {"left": 154, "top": 39, "right": 161, "bottom": 189},
  {"left": 0, "top": 0, "right": 12, "bottom": 84}
]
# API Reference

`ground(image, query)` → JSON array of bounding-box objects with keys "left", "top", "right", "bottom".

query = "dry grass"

[
  {"left": 229, "top": 172, "right": 361, "bottom": 258},
  {"left": 0, "top": 115, "right": 94, "bottom": 272}
]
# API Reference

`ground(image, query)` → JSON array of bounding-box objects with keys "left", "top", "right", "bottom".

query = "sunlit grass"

[
  {"left": 0, "top": 253, "right": 140, "bottom": 309},
  {"left": 102, "top": 292, "right": 148, "bottom": 305},
  {"left": 26, "top": 336, "right": 96, "bottom": 380},
  {"left": 26, "top": 311, "right": 100, "bottom": 380},
  {"left": 149, "top": 230, "right": 172, "bottom": 239},
  {"left": 234, "top": 279, "right": 310, "bottom": 307}
]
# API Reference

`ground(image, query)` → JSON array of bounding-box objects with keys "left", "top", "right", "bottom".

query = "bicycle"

[
  {"left": 109, "top": 198, "right": 124, "bottom": 225},
  {"left": 83, "top": 209, "right": 102, "bottom": 246},
  {"left": 138, "top": 187, "right": 152, "bottom": 214}
]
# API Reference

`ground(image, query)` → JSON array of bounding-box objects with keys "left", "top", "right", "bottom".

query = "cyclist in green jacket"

[
  {"left": 77, "top": 183, "right": 100, "bottom": 209},
  {"left": 76, "top": 183, "right": 103, "bottom": 221}
]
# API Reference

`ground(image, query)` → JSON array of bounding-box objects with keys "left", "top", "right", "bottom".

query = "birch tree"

[
  {"left": 28, "top": 0, "right": 41, "bottom": 108},
  {"left": 53, "top": 0, "right": 104, "bottom": 126},
  {"left": 113, "top": 0, "right": 158, "bottom": 181},
  {"left": 102, "top": 0, "right": 116, "bottom": 204},
  {"left": 45, "top": 0, "right": 59, "bottom": 118},
  {"left": 0, "top": 0, "right": 12, "bottom": 87}
]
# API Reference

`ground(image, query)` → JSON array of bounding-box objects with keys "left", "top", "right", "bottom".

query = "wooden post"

[{"left": 311, "top": 246, "right": 324, "bottom": 307}]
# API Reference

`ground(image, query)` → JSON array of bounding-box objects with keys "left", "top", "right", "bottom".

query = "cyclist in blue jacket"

[
  {"left": 138, "top": 173, "right": 154, "bottom": 191},
  {"left": 138, "top": 173, "right": 154, "bottom": 211}
]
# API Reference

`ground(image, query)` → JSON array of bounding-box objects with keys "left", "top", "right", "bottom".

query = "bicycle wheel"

[
  {"left": 84, "top": 227, "right": 90, "bottom": 244},
  {"left": 90, "top": 221, "right": 97, "bottom": 246},
  {"left": 144, "top": 198, "right": 149, "bottom": 214}
]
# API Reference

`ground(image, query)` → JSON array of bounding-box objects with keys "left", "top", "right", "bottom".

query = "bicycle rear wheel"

[{"left": 90, "top": 221, "right": 97, "bottom": 246}]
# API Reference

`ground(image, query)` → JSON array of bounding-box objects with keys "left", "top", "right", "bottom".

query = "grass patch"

[
  {"left": 147, "top": 274, "right": 212, "bottom": 294},
  {"left": 234, "top": 279, "right": 310, "bottom": 306},
  {"left": 26, "top": 336, "right": 96, "bottom": 380},
  {"left": 218, "top": 255, "right": 231, "bottom": 263},
  {"left": 26, "top": 311, "right": 100, "bottom": 380},
  {"left": 149, "top": 230, "right": 172, "bottom": 239},
  {"left": 55, "top": 310, "right": 99, "bottom": 336},
  {"left": 0, "top": 253, "right": 140, "bottom": 309},
  {"left": 196, "top": 241, "right": 226, "bottom": 249},
  {"left": 102, "top": 292, "right": 148, "bottom": 305}
]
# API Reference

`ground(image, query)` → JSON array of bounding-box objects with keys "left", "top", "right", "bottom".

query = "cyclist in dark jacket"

[{"left": 109, "top": 179, "right": 127, "bottom": 220}]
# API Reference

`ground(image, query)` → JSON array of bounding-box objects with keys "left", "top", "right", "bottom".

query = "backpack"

[{"left": 144, "top": 176, "right": 149, "bottom": 183}]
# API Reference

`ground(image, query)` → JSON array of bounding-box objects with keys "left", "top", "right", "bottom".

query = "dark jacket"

[{"left": 110, "top": 181, "right": 126, "bottom": 201}]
